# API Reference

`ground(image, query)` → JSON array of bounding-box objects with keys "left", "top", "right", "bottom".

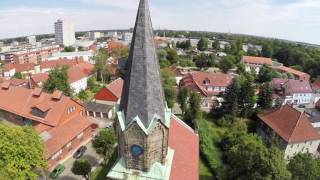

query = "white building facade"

[{"left": 54, "top": 19, "right": 76, "bottom": 47}]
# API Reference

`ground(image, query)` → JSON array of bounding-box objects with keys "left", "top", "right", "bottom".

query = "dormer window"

[
  {"left": 203, "top": 78, "right": 210, "bottom": 85},
  {"left": 31, "top": 107, "right": 49, "bottom": 118}
]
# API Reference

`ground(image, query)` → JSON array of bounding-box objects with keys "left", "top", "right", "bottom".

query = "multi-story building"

[
  {"left": 54, "top": 19, "right": 76, "bottom": 47},
  {"left": 0, "top": 85, "right": 94, "bottom": 170},
  {"left": 180, "top": 71, "right": 233, "bottom": 111},
  {"left": 122, "top": 32, "right": 133, "bottom": 44},
  {"left": 27, "top": 35, "right": 37, "bottom": 46},
  {"left": 272, "top": 78, "right": 313, "bottom": 105},
  {"left": 257, "top": 105, "right": 320, "bottom": 159},
  {"left": 241, "top": 56, "right": 273, "bottom": 74},
  {"left": 12, "top": 45, "right": 61, "bottom": 64},
  {"left": 88, "top": 31, "right": 102, "bottom": 40}
]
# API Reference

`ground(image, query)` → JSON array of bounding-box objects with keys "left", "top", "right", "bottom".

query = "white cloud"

[{"left": 0, "top": 0, "right": 320, "bottom": 44}]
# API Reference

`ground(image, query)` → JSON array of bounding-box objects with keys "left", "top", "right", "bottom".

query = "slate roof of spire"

[{"left": 119, "top": 0, "right": 166, "bottom": 128}]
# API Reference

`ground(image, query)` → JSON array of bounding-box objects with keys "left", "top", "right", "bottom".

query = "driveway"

[{"left": 56, "top": 141, "right": 102, "bottom": 180}]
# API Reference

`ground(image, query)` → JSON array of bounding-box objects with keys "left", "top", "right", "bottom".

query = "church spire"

[{"left": 119, "top": 0, "right": 166, "bottom": 128}]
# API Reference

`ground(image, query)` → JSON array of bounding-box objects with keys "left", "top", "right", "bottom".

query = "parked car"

[
  {"left": 50, "top": 164, "right": 65, "bottom": 179},
  {"left": 73, "top": 146, "right": 87, "bottom": 159},
  {"left": 298, "top": 104, "right": 306, "bottom": 108}
]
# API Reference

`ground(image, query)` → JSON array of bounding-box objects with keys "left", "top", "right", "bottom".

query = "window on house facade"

[
  {"left": 67, "top": 142, "right": 72, "bottom": 152},
  {"left": 77, "top": 132, "right": 84, "bottom": 141},
  {"left": 51, "top": 150, "right": 62, "bottom": 160}
]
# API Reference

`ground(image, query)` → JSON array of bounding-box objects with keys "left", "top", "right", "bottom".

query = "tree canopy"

[
  {"left": 43, "top": 66, "right": 73, "bottom": 96},
  {"left": 92, "top": 129, "right": 116, "bottom": 165},
  {"left": 0, "top": 124, "right": 46, "bottom": 179},
  {"left": 94, "top": 49, "right": 109, "bottom": 82},
  {"left": 161, "top": 68, "right": 177, "bottom": 108},
  {"left": 288, "top": 153, "right": 320, "bottom": 180},
  {"left": 257, "top": 83, "right": 273, "bottom": 110},
  {"left": 219, "top": 56, "right": 235, "bottom": 73},
  {"left": 71, "top": 159, "right": 92, "bottom": 180},
  {"left": 197, "top": 37, "right": 209, "bottom": 51},
  {"left": 223, "top": 132, "right": 291, "bottom": 180}
]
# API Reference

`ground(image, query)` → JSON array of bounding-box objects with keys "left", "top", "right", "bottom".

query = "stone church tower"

[{"left": 108, "top": 0, "right": 172, "bottom": 178}]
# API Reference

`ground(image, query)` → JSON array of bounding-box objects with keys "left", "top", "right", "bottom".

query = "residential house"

[
  {"left": 94, "top": 78, "right": 124, "bottom": 106},
  {"left": 67, "top": 63, "right": 95, "bottom": 93},
  {"left": 257, "top": 105, "right": 320, "bottom": 159},
  {"left": 241, "top": 56, "right": 272, "bottom": 74},
  {"left": 12, "top": 45, "right": 61, "bottom": 64},
  {"left": 3, "top": 63, "right": 39, "bottom": 78},
  {"left": 275, "top": 66, "right": 310, "bottom": 82},
  {"left": 0, "top": 85, "right": 94, "bottom": 170},
  {"left": 180, "top": 71, "right": 232, "bottom": 111},
  {"left": 86, "top": 78, "right": 124, "bottom": 119},
  {"left": 272, "top": 78, "right": 313, "bottom": 105}
]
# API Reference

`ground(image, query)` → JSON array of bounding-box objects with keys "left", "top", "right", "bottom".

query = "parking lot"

[{"left": 54, "top": 141, "right": 102, "bottom": 180}]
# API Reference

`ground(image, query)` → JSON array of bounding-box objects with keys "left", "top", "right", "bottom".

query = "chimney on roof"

[
  {"left": 1, "top": 81, "right": 11, "bottom": 90},
  {"left": 52, "top": 90, "right": 63, "bottom": 100}
]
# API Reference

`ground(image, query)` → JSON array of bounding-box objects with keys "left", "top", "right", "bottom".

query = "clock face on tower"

[{"left": 130, "top": 145, "right": 144, "bottom": 157}]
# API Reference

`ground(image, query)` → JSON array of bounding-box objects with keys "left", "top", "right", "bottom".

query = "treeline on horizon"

[{"left": 2, "top": 30, "right": 320, "bottom": 80}]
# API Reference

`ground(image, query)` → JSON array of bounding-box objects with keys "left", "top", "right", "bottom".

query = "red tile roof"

[
  {"left": 272, "top": 78, "right": 312, "bottom": 94},
  {"left": 0, "top": 86, "right": 74, "bottom": 127},
  {"left": 275, "top": 66, "right": 310, "bottom": 79},
  {"left": 242, "top": 56, "right": 272, "bottom": 65},
  {"left": 106, "top": 78, "right": 124, "bottom": 98},
  {"left": 258, "top": 105, "right": 320, "bottom": 143},
  {"left": 44, "top": 115, "right": 92, "bottom": 159},
  {"left": 180, "top": 71, "right": 232, "bottom": 96},
  {"left": 40, "top": 59, "right": 79, "bottom": 69},
  {"left": 94, "top": 78, "right": 124, "bottom": 102},
  {"left": 3, "top": 63, "right": 35, "bottom": 72},
  {"left": 169, "top": 115, "right": 199, "bottom": 180},
  {"left": 31, "top": 73, "right": 49, "bottom": 84},
  {"left": 67, "top": 63, "right": 94, "bottom": 83},
  {"left": 6, "top": 78, "right": 28, "bottom": 86}
]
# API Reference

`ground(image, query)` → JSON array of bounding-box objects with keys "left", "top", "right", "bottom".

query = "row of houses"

[
  {"left": 2, "top": 59, "right": 94, "bottom": 93},
  {"left": 241, "top": 55, "right": 310, "bottom": 81}
]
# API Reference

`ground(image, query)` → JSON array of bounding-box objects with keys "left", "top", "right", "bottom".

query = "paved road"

[{"left": 57, "top": 141, "right": 102, "bottom": 180}]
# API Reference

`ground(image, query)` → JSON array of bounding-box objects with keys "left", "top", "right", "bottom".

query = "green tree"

[
  {"left": 219, "top": 56, "right": 235, "bottom": 73},
  {"left": 78, "top": 46, "right": 85, "bottom": 51},
  {"left": 187, "top": 92, "right": 201, "bottom": 129},
  {"left": 78, "top": 90, "right": 89, "bottom": 101},
  {"left": 220, "top": 77, "right": 241, "bottom": 118},
  {"left": 87, "top": 76, "right": 101, "bottom": 93},
  {"left": 166, "top": 49, "right": 179, "bottom": 64},
  {"left": 261, "top": 44, "right": 273, "bottom": 58},
  {"left": 257, "top": 83, "right": 273, "bottom": 110},
  {"left": 185, "top": 40, "right": 192, "bottom": 49},
  {"left": 13, "top": 72, "right": 23, "bottom": 79},
  {"left": 71, "top": 159, "right": 92, "bottom": 180},
  {"left": 177, "top": 87, "right": 189, "bottom": 115},
  {"left": 0, "top": 124, "right": 47, "bottom": 179},
  {"left": 224, "top": 133, "right": 291, "bottom": 180},
  {"left": 63, "top": 46, "right": 76, "bottom": 52},
  {"left": 288, "top": 153, "right": 320, "bottom": 180},
  {"left": 92, "top": 129, "right": 117, "bottom": 165},
  {"left": 212, "top": 40, "right": 219, "bottom": 50},
  {"left": 195, "top": 53, "right": 207, "bottom": 69},
  {"left": 197, "top": 37, "right": 208, "bottom": 51},
  {"left": 94, "top": 49, "right": 109, "bottom": 82},
  {"left": 257, "top": 64, "right": 277, "bottom": 83},
  {"left": 161, "top": 68, "right": 177, "bottom": 108},
  {"left": 238, "top": 74, "right": 256, "bottom": 117},
  {"left": 43, "top": 66, "right": 72, "bottom": 96}
]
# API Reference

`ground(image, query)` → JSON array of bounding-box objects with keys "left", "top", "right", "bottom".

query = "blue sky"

[{"left": 0, "top": 0, "right": 320, "bottom": 44}]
